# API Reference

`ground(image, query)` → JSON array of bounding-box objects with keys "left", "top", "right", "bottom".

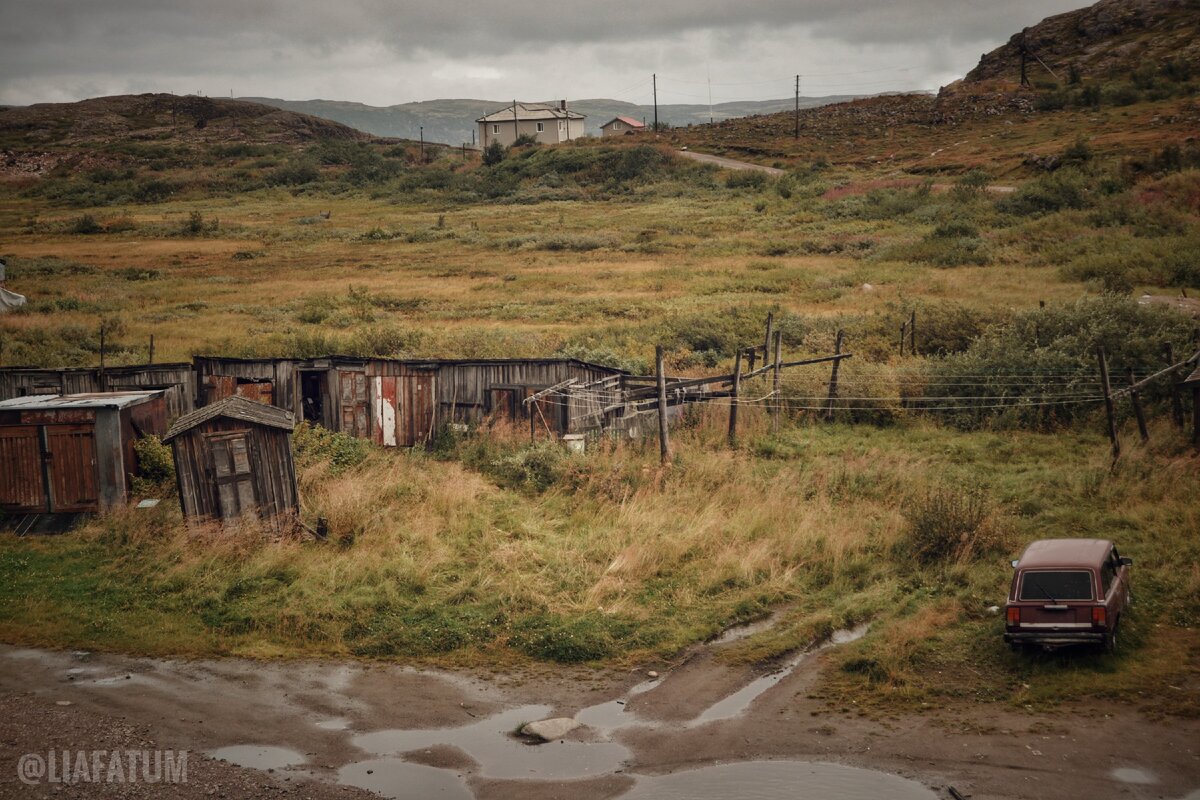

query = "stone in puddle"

[{"left": 521, "top": 718, "right": 580, "bottom": 741}]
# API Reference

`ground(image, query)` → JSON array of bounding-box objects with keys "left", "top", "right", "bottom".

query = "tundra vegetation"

[{"left": 0, "top": 82, "right": 1198, "bottom": 716}]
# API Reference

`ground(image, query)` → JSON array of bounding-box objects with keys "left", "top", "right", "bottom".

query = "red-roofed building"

[{"left": 600, "top": 115, "right": 646, "bottom": 137}]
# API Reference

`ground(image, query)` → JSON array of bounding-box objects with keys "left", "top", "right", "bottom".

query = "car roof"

[{"left": 1018, "top": 538, "right": 1113, "bottom": 569}]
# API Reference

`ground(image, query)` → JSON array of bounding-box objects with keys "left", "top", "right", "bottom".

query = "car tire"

[{"left": 1104, "top": 625, "right": 1119, "bottom": 655}]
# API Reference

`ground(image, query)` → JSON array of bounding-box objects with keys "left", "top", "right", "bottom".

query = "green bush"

[
  {"left": 904, "top": 486, "right": 1000, "bottom": 564},
  {"left": 68, "top": 214, "right": 103, "bottom": 234},
  {"left": 131, "top": 435, "right": 176, "bottom": 496},
  {"left": 292, "top": 422, "right": 372, "bottom": 473},
  {"left": 509, "top": 613, "right": 644, "bottom": 662}
]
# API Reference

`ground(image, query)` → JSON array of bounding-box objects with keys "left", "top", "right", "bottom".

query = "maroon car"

[{"left": 1004, "top": 538, "right": 1132, "bottom": 653}]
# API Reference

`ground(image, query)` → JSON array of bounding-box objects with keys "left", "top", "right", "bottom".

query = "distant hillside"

[
  {"left": 0, "top": 93, "right": 369, "bottom": 149},
  {"left": 240, "top": 95, "right": 862, "bottom": 145},
  {"left": 964, "top": 0, "right": 1200, "bottom": 84}
]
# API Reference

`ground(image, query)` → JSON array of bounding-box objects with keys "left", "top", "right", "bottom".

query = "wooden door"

[
  {"left": 339, "top": 371, "right": 369, "bottom": 439},
  {"left": 45, "top": 424, "right": 98, "bottom": 512},
  {"left": 0, "top": 426, "right": 46, "bottom": 512},
  {"left": 204, "top": 375, "right": 236, "bottom": 405},
  {"left": 207, "top": 431, "right": 257, "bottom": 521},
  {"left": 398, "top": 373, "right": 436, "bottom": 447}
]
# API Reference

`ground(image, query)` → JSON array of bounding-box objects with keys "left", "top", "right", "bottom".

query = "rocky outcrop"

[{"left": 964, "top": 0, "right": 1200, "bottom": 84}]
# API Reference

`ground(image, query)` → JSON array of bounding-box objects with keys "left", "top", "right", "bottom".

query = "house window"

[
  {"left": 559, "top": 121, "right": 565, "bottom": 132},
  {"left": 492, "top": 124, "right": 499, "bottom": 134},
  {"left": 536, "top": 122, "right": 544, "bottom": 132}
]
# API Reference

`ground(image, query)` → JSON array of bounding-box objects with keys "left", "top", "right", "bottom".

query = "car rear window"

[{"left": 1019, "top": 570, "right": 1094, "bottom": 601}]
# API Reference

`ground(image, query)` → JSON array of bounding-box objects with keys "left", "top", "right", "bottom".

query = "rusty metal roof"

[
  {"left": 163, "top": 395, "right": 295, "bottom": 442},
  {"left": 0, "top": 390, "right": 163, "bottom": 410},
  {"left": 1016, "top": 538, "right": 1113, "bottom": 569}
]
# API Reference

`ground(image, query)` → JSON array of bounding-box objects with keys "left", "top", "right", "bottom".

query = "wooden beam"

[
  {"left": 1097, "top": 346, "right": 1120, "bottom": 460},
  {"left": 825, "top": 329, "right": 845, "bottom": 422},
  {"left": 728, "top": 349, "right": 742, "bottom": 448},
  {"left": 656, "top": 345, "right": 670, "bottom": 464},
  {"left": 771, "top": 330, "right": 782, "bottom": 435},
  {"left": 1126, "top": 367, "right": 1149, "bottom": 443}
]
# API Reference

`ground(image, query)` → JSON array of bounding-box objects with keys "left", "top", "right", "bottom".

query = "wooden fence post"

[
  {"left": 899, "top": 320, "right": 907, "bottom": 356},
  {"left": 746, "top": 346, "right": 756, "bottom": 374},
  {"left": 1126, "top": 367, "right": 1149, "bottom": 443},
  {"left": 1166, "top": 343, "right": 1184, "bottom": 428},
  {"left": 1194, "top": 387, "right": 1200, "bottom": 449},
  {"left": 148, "top": 334, "right": 155, "bottom": 365},
  {"left": 728, "top": 349, "right": 742, "bottom": 448},
  {"left": 763, "top": 312, "right": 774, "bottom": 368},
  {"left": 1097, "top": 345, "right": 1119, "bottom": 460},
  {"left": 826, "top": 329, "right": 844, "bottom": 421},
  {"left": 98, "top": 325, "right": 107, "bottom": 392},
  {"left": 771, "top": 330, "right": 782, "bottom": 435},
  {"left": 656, "top": 345, "right": 670, "bottom": 464},
  {"left": 909, "top": 310, "right": 917, "bottom": 356}
]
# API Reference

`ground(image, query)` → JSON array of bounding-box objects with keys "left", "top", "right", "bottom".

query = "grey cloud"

[{"left": 0, "top": 0, "right": 1085, "bottom": 105}]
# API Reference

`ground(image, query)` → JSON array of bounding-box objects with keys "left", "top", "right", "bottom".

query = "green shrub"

[
  {"left": 292, "top": 422, "right": 372, "bottom": 473},
  {"left": 487, "top": 441, "right": 568, "bottom": 493},
  {"left": 904, "top": 486, "right": 1000, "bottom": 564},
  {"left": 131, "top": 435, "right": 176, "bottom": 496},
  {"left": 509, "top": 613, "right": 643, "bottom": 662},
  {"left": 68, "top": 214, "right": 103, "bottom": 234}
]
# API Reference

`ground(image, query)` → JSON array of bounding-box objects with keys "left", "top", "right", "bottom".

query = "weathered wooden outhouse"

[
  {"left": 163, "top": 395, "right": 298, "bottom": 525},
  {"left": 0, "top": 390, "right": 168, "bottom": 514}
]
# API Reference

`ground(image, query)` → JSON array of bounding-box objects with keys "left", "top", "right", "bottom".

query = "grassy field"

[{"left": 1, "top": 88, "right": 1199, "bottom": 714}]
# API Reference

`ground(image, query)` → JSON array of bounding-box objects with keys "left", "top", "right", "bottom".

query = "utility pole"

[
  {"left": 794, "top": 74, "right": 800, "bottom": 139},
  {"left": 419, "top": 126, "right": 424, "bottom": 163},
  {"left": 652, "top": 74, "right": 658, "bottom": 132},
  {"left": 513, "top": 99, "right": 519, "bottom": 144},
  {"left": 1019, "top": 30, "right": 1030, "bottom": 88}
]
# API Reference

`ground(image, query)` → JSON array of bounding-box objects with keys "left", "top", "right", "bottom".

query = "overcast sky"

[{"left": 0, "top": 0, "right": 1084, "bottom": 107}]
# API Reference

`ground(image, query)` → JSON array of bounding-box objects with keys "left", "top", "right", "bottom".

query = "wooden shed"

[
  {"left": 0, "top": 391, "right": 168, "bottom": 514},
  {"left": 0, "top": 363, "right": 195, "bottom": 422},
  {"left": 191, "top": 355, "right": 625, "bottom": 445},
  {"left": 163, "top": 395, "right": 298, "bottom": 525}
]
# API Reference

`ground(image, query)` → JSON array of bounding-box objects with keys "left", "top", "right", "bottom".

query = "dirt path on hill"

[
  {"left": 1, "top": 643, "right": 1197, "bottom": 800},
  {"left": 675, "top": 150, "right": 785, "bottom": 175}
]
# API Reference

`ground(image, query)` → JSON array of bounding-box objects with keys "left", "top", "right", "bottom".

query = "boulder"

[{"left": 520, "top": 717, "right": 580, "bottom": 742}]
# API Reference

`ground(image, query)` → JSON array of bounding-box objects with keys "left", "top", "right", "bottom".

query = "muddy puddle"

[
  {"left": 352, "top": 704, "right": 631, "bottom": 780},
  {"left": 619, "top": 761, "right": 937, "bottom": 800},
  {"left": 210, "top": 745, "right": 307, "bottom": 771},
  {"left": 686, "top": 624, "right": 869, "bottom": 728},
  {"left": 339, "top": 758, "right": 474, "bottom": 800}
]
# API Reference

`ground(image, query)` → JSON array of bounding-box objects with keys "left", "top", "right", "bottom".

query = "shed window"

[
  {"left": 559, "top": 121, "right": 565, "bottom": 132},
  {"left": 536, "top": 122, "right": 544, "bottom": 132},
  {"left": 492, "top": 124, "right": 499, "bottom": 134},
  {"left": 1019, "top": 571, "right": 1093, "bottom": 601}
]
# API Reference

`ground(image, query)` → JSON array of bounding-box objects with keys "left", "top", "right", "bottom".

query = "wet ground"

[{"left": 1, "top": 630, "right": 1198, "bottom": 800}]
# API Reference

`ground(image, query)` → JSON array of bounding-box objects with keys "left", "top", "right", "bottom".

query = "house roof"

[
  {"left": 601, "top": 116, "right": 645, "bottom": 129},
  {"left": 1182, "top": 363, "right": 1200, "bottom": 388},
  {"left": 163, "top": 395, "right": 294, "bottom": 442},
  {"left": 0, "top": 390, "right": 163, "bottom": 411},
  {"left": 476, "top": 102, "right": 585, "bottom": 123},
  {"left": 1016, "top": 538, "right": 1113, "bottom": 569}
]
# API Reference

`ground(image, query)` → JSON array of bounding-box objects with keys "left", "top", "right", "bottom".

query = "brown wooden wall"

[
  {"left": 0, "top": 365, "right": 194, "bottom": 421},
  {"left": 191, "top": 357, "right": 624, "bottom": 444},
  {"left": 171, "top": 418, "right": 298, "bottom": 524}
]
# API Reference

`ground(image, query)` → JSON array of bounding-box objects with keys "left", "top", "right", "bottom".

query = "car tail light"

[
  {"left": 1006, "top": 607, "right": 1020, "bottom": 625},
  {"left": 1092, "top": 606, "right": 1107, "bottom": 626}
]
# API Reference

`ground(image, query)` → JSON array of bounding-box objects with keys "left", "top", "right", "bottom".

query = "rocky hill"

[
  {"left": 0, "top": 93, "right": 369, "bottom": 149},
  {"left": 964, "top": 0, "right": 1200, "bottom": 84}
]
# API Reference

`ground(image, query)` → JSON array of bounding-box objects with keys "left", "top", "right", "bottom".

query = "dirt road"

[
  {"left": 675, "top": 150, "right": 785, "bottom": 175},
  {"left": 1, "top": 643, "right": 1197, "bottom": 800}
]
